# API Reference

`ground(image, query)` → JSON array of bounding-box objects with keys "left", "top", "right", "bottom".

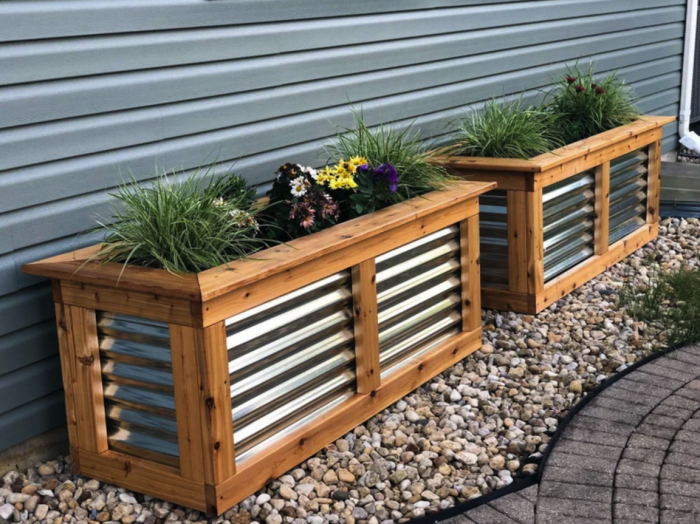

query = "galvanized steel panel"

[
  {"left": 543, "top": 171, "right": 596, "bottom": 282},
  {"left": 376, "top": 226, "right": 462, "bottom": 374},
  {"left": 609, "top": 149, "right": 649, "bottom": 244},
  {"left": 97, "top": 312, "right": 179, "bottom": 467},
  {"left": 226, "top": 272, "right": 356, "bottom": 459},
  {"left": 479, "top": 190, "right": 508, "bottom": 290}
]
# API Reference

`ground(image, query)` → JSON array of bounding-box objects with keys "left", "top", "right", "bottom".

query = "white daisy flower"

[
  {"left": 290, "top": 176, "right": 308, "bottom": 197},
  {"left": 212, "top": 197, "right": 225, "bottom": 206},
  {"left": 303, "top": 166, "right": 318, "bottom": 180}
]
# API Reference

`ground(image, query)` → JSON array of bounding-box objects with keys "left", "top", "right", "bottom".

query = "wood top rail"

[
  {"left": 430, "top": 116, "right": 675, "bottom": 173},
  {"left": 23, "top": 181, "right": 495, "bottom": 304}
]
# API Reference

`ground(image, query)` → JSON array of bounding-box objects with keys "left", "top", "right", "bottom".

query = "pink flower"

[
  {"left": 595, "top": 86, "right": 605, "bottom": 95},
  {"left": 566, "top": 76, "right": 577, "bottom": 84},
  {"left": 574, "top": 85, "right": 586, "bottom": 93}
]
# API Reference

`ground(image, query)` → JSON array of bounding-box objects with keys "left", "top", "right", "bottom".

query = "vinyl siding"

[{"left": 0, "top": 0, "right": 685, "bottom": 450}]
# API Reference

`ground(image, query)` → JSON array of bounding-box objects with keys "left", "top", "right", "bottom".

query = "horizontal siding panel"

[
  {"left": 0, "top": 73, "right": 680, "bottom": 255},
  {"left": 1, "top": 6, "right": 684, "bottom": 85},
  {"left": 0, "top": 320, "right": 59, "bottom": 378},
  {"left": 0, "top": 356, "right": 62, "bottom": 416},
  {"left": 0, "top": 0, "right": 680, "bottom": 43},
  {"left": 0, "top": 391, "right": 65, "bottom": 451},
  {"left": 0, "top": 285, "right": 53, "bottom": 337},
  {"left": 0, "top": 40, "right": 683, "bottom": 218},
  {"left": 0, "top": 23, "right": 683, "bottom": 129}
]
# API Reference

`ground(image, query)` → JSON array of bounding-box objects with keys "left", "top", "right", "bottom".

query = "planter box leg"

[
  {"left": 352, "top": 260, "right": 381, "bottom": 394},
  {"left": 526, "top": 190, "right": 544, "bottom": 296},
  {"left": 171, "top": 322, "right": 235, "bottom": 513}
]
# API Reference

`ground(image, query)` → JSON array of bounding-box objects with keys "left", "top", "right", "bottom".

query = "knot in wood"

[
  {"left": 77, "top": 355, "right": 95, "bottom": 366},
  {"left": 205, "top": 396, "right": 215, "bottom": 409}
]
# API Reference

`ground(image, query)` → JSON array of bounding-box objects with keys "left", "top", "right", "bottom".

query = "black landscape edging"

[{"left": 411, "top": 345, "right": 679, "bottom": 524}]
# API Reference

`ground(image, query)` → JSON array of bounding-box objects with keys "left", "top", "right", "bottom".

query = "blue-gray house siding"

[{"left": 0, "top": 0, "right": 685, "bottom": 451}]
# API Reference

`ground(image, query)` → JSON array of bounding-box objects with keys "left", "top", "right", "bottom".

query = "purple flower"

[
  {"left": 374, "top": 163, "right": 398, "bottom": 193},
  {"left": 357, "top": 164, "right": 371, "bottom": 174}
]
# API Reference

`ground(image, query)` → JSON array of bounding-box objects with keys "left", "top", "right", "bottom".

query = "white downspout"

[{"left": 679, "top": 0, "right": 700, "bottom": 151}]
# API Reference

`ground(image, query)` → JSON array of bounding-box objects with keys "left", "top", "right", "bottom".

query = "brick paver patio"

[{"left": 443, "top": 345, "right": 700, "bottom": 524}]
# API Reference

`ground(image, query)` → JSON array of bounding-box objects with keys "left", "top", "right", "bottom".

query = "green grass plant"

[
  {"left": 447, "top": 98, "right": 561, "bottom": 159},
  {"left": 619, "top": 269, "right": 700, "bottom": 346},
  {"left": 93, "top": 169, "right": 265, "bottom": 274},
  {"left": 546, "top": 64, "right": 640, "bottom": 145}
]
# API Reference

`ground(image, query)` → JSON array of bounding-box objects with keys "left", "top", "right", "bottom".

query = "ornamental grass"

[{"left": 93, "top": 168, "right": 266, "bottom": 274}]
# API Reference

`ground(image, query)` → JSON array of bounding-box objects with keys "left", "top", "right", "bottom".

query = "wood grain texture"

[
  {"left": 442, "top": 168, "right": 534, "bottom": 191},
  {"left": 170, "top": 324, "right": 208, "bottom": 482},
  {"left": 506, "top": 191, "right": 528, "bottom": 293},
  {"left": 64, "top": 305, "right": 108, "bottom": 453},
  {"left": 54, "top": 304, "right": 79, "bottom": 449},
  {"left": 595, "top": 162, "right": 610, "bottom": 255},
  {"left": 534, "top": 127, "right": 664, "bottom": 189},
  {"left": 200, "top": 198, "right": 483, "bottom": 326},
  {"left": 526, "top": 190, "right": 544, "bottom": 295},
  {"left": 198, "top": 322, "right": 236, "bottom": 485},
  {"left": 22, "top": 245, "right": 201, "bottom": 301},
  {"left": 197, "top": 182, "right": 494, "bottom": 303},
  {"left": 460, "top": 216, "right": 481, "bottom": 332},
  {"left": 480, "top": 288, "right": 535, "bottom": 314},
  {"left": 352, "top": 260, "right": 381, "bottom": 394},
  {"left": 78, "top": 449, "right": 208, "bottom": 512},
  {"left": 213, "top": 328, "right": 482, "bottom": 514},
  {"left": 647, "top": 140, "right": 661, "bottom": 224},
  {"left": 531, "top": 116, "right": 675, "bottom": 171},
  {"left": 61, "top": 281, "right": 198, "bottom": 326}
]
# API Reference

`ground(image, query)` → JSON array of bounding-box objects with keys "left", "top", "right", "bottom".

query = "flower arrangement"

[{"left": 264, "top": 155, "right": 403, "bottom": 239}]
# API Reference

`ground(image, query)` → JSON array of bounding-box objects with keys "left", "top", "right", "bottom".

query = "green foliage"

[
  {"left": 619, "top": 269, "right": 700, "bottom": 346},
  {"left": 546, "top": 64, "right": 640, "bottom": 145},
  {"left": 447, "top": 98, "right": 561, "bottom": 159},
  {"left": 326, "top": 112, "right": 450, "bottom": 202},
  {"left": 94, "top": 169, "right": 265, "bottom": 274}
]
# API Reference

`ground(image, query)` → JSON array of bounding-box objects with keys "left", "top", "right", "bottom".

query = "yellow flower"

[
  {"left": 350, "top": 156, "right": 368, "bottom": 167},
  {"left": 339, "top": 160, "right": 355, "bottom": 174}
]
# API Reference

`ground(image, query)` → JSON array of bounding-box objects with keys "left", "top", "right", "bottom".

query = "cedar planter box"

[
  {"left": 23, "top": 181, "right": 494, "bottom": 515},
  {"left": 431, "top": 116, "right": 675, "bottom": 314}
]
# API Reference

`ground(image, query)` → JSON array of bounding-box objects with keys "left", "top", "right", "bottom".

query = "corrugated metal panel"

[
  {"left": 376, "top": 226, "right": 463, "bottom": 374},
  {"left": 478, "top": 190, "right": 509, "bottom": 290},
  {"left": 97, "top": 312, "right": 179, "bottom": 468},
  {"left": 543, "top": 171, "right": 596, "bottom": 282},
  {"left": 226, "top": 272, "right": 356, "bottom": 461},
  {"left": 0, "top": 0, "right": 683, "bottom": 450},
  {"left": 609, "top": 149, "right": 649, "bottom": 245}
]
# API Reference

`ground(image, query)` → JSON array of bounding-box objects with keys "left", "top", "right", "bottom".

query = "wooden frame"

[
  {"left": 431, "top": 116, "right": 675, "bottom": 314},
  {"left": 24, "top": 181, "right": 494, "bottom": 515}
]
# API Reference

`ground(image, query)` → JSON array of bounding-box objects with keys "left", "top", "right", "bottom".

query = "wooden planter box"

[
  {"left": 23, "top": 181, "right": 494, "bottom": 515},
  {"left": 431, "top": 116, "right": 675, "bottom": 314}
]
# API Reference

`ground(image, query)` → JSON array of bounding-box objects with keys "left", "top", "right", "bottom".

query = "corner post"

[
  {"left": 647, "top": 140, "right": 662, "bottom": 224},
  {"left": 460, "top": 215, "right": 481, "bottom": 332},
  {"left": 58, "top": 303, "right": 108, "bottom": 457},
  {"left": 352, "top": 260, "right": 381, "bottom": 394},
  {"left": 595, "top": 162, "right": 610, "bottom": 255},
  {"left": 170, "top": 321, "right": 235, "bottom": 513}
]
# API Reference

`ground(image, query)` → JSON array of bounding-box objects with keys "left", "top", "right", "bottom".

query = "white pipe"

[{"left": 680, "top": 0, "right": 699, "bottom": 139}]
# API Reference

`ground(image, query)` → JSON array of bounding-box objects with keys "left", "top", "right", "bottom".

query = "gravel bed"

[{"left": 1, "top": 217, "right": 698, "bottom": 524}]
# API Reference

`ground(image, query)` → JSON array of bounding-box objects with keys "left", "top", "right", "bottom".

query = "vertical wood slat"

[
  {"left": 507, "top": 191, "right": 528, "bottom": 293},
  {"left": 170, "top": 324, "right": 207, "bottom": 482},
  {"left": 54, "top": 304, "right": 80, "bottom": 459},
  {"left": 526, "top": 190, "right": 545, "bottom": 294},
  {"left": 647, "top": 140, "right": 661, "bottom": 224},
  {"left": 595, "top": 162, "right": 610, "bottom": 255},
  {"left": 460, "top": 216, "right": 481, "bottom": 332},
  {"left": 170, "top": 323, "right": 236, "bottom": 486},
  {"left": 64, "top": 305, "right": 108, "bottom": 453},
  {"left": 352, "top": 260, "right": 381, "bottom": 394}
]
